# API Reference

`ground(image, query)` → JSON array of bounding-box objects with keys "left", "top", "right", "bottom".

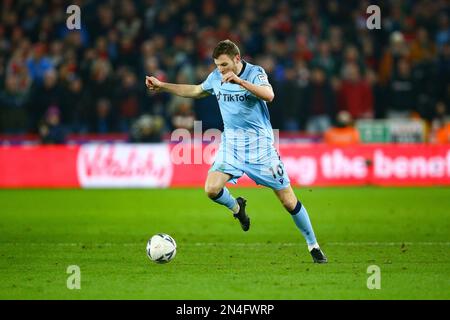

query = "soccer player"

[{"left": 145, "top": 40, "right": 327, "bottom": 263}]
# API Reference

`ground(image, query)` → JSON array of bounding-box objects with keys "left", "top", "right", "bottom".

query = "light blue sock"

[
  {"left": 211, "top": 187, "right": 237, "bottom": 211},
  {"left": 289, "top": 201, "right": 317, "bottom": 246}
]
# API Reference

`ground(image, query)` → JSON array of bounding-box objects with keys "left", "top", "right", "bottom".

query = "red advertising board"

[
  {"left": 0, "top": 145, "right": 79, "bottom": 187},
  {"left": 0, "top": 144, "right": 449, "bottom": 188},
  {"left": 278, "top": 144, "right": 450, "bottom": 186}
]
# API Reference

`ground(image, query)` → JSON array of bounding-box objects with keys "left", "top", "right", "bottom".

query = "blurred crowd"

[{"left": 0, "top": 0, "right": 449, "bottom": 143}]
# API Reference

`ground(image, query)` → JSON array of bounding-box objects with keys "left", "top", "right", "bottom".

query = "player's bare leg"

[
  {"left": 273, "top": 185, "right": 298, "bottom": 211},
  {"left": 274, "top": 185, "right": 327, "bottom": 263},
  {"left": 205, "top": 171, "right": 250, "bottom": 231},
  {"left": 204, "top": 171, "right": 232, "bottom": 199}
]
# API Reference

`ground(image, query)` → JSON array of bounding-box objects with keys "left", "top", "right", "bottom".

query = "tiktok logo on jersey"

[{"left": 216, "top": 91, "right": 250, "bottom": 102}]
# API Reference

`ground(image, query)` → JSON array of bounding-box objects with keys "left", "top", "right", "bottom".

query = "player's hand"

[
  {"left": 221, "top": 71, "right": 242, "bottom": 85},
  {"left": 146, "top": 76, "right": 163, "bottom": 91}
]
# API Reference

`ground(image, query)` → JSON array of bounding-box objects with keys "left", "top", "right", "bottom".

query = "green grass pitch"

[{"left": 0, "top": 187, "right": 449, "bottom": 299}]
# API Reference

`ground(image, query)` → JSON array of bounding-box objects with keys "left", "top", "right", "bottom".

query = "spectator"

[
  {"left": 29, "top": 69, "right": 63, "bottom": 131},
  {"left": 26, "top": 43, "right": 54, "bottom": 84},
  {"left": 365, "top": 68, "right": 385, "bottom": 119},
  {"left": 435, "top": 122, "right": 450, "bottom": 144},
  {"left": 48, "top": 40, "right": 64, "bottom": 69},
  {"left": 435, "top": 41, "right": 450, "bottom": 110},
  {"left": 341, "top": 45, "right": 365, "bottom": 76},
  {"left": 38, "top": 106, "right": 66, "bottom": 144},
  {"left": 338, "top": 62, "right": 373, "bottom": 119},
  {"left": 129, "top": 114, "right": 164, "bottom": 143},
  {"left": 409, "top": 27, "right": 437, "bottom": 65},
  {"left": 386, "top": 58, "right": 417, "bottom": 119},
  {"left": 311, "top": 40, "right": 336, "bottom": 77},
  {"left": 328, "top": 26, "right": 345, "bottom": 74},
  {"left": 88, "top": 98, "right": 118, "bottom": 133},
  {"left": 116, "top": 68, "right": 141, "bottom": 132},
  {"left": 378, "top": 32, "right": 409, "bottom": 86},
  {"left": 91, "top": 4, "right": 115, "bottom": 39},
  {"left": 304, "top": 66, "right": 335, "bottom": 134},
  {"left": 60, "top": 76, "right": 91, "bottom": 133},
  {"left": 430, "top": 101, "right": 449, "bottom": 143},
  {"left": 269, "top": 67, "right": 297, "bottom": 131},
  {"left": 0, "top": 74, "right": 30, "bottom": 133},
  {"left": 435, "top": 13, "right": 450, "bottom": 50},
  {"left": 169, "top": 97, "right": 196, "bottom": 132},
  {"left": 324, "top": 111, "right": 360, "bottom": 145},
  {"left": 87, "top": 58, "right": 116, "bottom": 104}
]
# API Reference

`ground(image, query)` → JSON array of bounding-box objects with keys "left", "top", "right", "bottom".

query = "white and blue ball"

[{"left": 146, "top": 233, "right": 177, "bottom": 264}]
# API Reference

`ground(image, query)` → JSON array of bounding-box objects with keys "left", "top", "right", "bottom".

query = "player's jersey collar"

[{"left": 237, "top": 60, "right": 247, "bottom": 77}]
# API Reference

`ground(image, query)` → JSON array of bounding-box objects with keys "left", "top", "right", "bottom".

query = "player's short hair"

[{"left": 212, "top": 40, "right": 240, "bottom": 59}]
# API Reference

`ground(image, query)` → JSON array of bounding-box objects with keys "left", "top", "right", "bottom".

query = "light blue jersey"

[
  {"left": 201, "top": 61, "right": 290, "bottom": 190},
  {"left": 201, "top": 61, "right": 273, "bottom": 139}
]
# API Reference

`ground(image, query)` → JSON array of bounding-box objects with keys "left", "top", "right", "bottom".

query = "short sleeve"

[
  {"left": 249, "top": 66, "right": 271, "bottom": 87},
  {"left": 201, "top": 72, "right": 215, "bottom": 95}
]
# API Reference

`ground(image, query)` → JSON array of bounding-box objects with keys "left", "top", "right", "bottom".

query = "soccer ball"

[{"left": 146, "top": 233, "right": 177, "bottom": 264}]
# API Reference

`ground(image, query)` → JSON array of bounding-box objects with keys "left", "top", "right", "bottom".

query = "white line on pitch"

[{"left": 1, "top": 242, "right": 450, "bottom": 246}]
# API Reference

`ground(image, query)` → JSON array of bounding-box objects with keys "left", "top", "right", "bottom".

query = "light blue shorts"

[{"left": 209, "top": 144, "right": 290, "bottom": 191}]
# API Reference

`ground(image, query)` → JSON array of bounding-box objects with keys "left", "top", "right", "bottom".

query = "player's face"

[{"left": 214, "top": 54, "right": 240, "bottom": 75}]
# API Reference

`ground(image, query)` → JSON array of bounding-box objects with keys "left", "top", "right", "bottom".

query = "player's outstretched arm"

[{"left": 145, "top": 76, "right": 209, "bottom": 99}]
